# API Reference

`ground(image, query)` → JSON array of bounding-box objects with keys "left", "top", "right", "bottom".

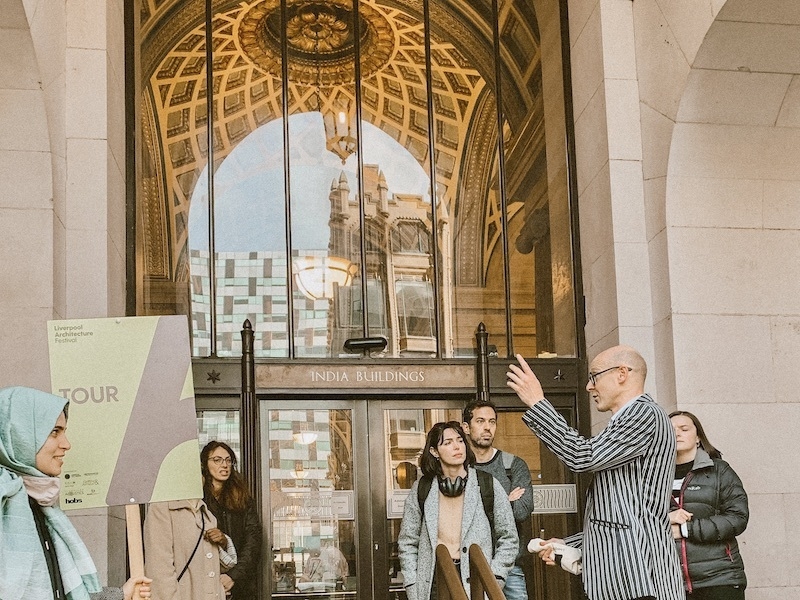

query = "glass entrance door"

[
  {"left": 255, "top": 396, "right": 582, "bottom": 600},
  {"left": 258, "top": 398, "right": 465, "bottom": 600},
  {"left": 261, "top": 401, "right": 362, "bottom": 600},
  {"left": 368, "top": 401, "right": 466, "bottom": 600}
]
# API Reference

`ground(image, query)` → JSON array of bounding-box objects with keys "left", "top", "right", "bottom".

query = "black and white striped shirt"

[{"left": 523, "top": 394, "right": 684, "bottom": 600}]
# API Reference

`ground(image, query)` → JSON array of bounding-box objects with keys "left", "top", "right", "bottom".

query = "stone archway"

[
  {"left": 1, "top": 0, "right": 128, "bottom": 584},
  {"left": 666, "top": 0, "right": 800, "bottom": 593}
]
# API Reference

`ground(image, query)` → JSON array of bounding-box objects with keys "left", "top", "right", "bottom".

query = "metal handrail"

[
  {"left": 468, "top": 544, "right": 506, "bottom": 600},
  {"left": 435, "top": 544, "right": 468, "bottom": 600}
]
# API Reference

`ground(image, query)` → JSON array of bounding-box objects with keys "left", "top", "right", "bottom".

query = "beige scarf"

[{"left": 22, "top": 474, "right": 61, "bottom": 507}]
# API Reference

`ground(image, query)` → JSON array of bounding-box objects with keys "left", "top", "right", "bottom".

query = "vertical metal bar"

[
  {"left": 353, "top": 402, "right": 373, "bottom": 599},
  {"left": 558, "top": 0, "right": 591, "bottom": 531},
  {"left": 422, "top": 0, "right": 443, "bottom": 358},
  {"left": 366, "top": 403, "right": 386, "bottom": 600},
  {"left": 559, "top": 0, "right": 586, "bottom": 364},
  {"left": 238, "top": 320, "right": 262, "bottom": 595},
  {"left": 490, "top": 0, "right": 514, "bottom": 357},
  {"left": 240, "top": 320, "right": 260, "bottom": 505},
  {"left": 475, "top": 322, "right": 490, "bottom": 402},
  {"left": 559, "top": 0, "right": 591, "bottom": 479},
  {"left": 204, "top": 0, "right": 218, "bottom": 356},
  {"left": 124, "top": 0, "right": 138, "bottom": 318},
  {"left": 352, "top": 0, "right": 369, "bottom": 340},
  {"left": 279, "top": 0, "right": 296, "bottom": 359}
]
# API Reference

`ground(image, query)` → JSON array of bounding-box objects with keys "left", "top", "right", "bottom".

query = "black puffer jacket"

[
  {"left": 672, "top": 448, "right": 748, "bottom": 592},
  {"left": 205, "top": 493, "right": 262, "bottom": 599}
]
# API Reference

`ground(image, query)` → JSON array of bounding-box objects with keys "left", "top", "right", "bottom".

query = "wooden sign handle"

[{"left": 125, "top": 504, "right": 145, "bottom": 599}]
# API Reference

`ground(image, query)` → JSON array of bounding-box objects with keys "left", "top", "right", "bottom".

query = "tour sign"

[{"left": 47, "top": 316, "right": 203, "bottom": 509}]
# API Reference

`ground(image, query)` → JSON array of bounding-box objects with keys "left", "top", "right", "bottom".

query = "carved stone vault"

[{"left": 137, "top": 0, "right": 544, "bottom": 297}]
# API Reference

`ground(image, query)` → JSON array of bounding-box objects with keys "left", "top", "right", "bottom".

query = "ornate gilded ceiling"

[
  {"left": 241, "top": 1, "right": 395, "bottom": 85},
  {"left": 137, "top": 0, "right": 544, "bottom": 287}
]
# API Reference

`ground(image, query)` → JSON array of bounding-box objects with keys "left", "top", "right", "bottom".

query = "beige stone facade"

[{"left": 1, "top": 0, "right": 798, "bottom": 596}]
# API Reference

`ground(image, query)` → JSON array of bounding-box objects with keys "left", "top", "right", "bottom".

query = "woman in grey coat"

[{"left": 397, "top": 421, "right": 518, "bottom": 600}]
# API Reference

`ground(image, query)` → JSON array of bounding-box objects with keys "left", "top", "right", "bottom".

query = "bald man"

[{"left": 507, "top": 346, "right": 683, "bottom": 600}]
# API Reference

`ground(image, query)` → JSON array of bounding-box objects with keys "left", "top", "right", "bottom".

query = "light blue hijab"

[{"left": 0, "top": 386, "right": 101, "bottom": 600}]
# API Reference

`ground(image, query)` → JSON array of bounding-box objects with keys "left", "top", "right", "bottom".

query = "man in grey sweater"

[{"left": 463, "top": 400, "right": 534, "bottom": 600}]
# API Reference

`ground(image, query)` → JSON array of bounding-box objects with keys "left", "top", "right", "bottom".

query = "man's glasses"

[
  {"left": 210, "top": 457, "right": 233, "bottom": 465},
  {"left": 587, "top": 365, "right": 632, "bottom": 386}
]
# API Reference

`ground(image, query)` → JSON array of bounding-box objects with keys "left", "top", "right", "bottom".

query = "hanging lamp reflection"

[
  {"left": 323, "top": 95, "right": 357, "bottom": 164},
  {"left": 294, "top": 256, "right": 358, "bottom": 301},
  {"left": 292, "top": 431, "right": 319, "bottom": 445},
  {"left": 300, "top": 2, "right": 357, "bottom": 165},
  {"left": 290, "top": 461, "right": 308, "bottom": 479},
  {"left": 292, "top": 420, "right": 319, "bottom": 445}
]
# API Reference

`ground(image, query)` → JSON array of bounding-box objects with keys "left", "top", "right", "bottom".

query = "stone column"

[{"left": 567, "top": 0, "right": 658, "bottom": 419}]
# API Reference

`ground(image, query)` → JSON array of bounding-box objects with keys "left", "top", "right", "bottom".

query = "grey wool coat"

[{"left": 397, "top": 467, "right": 518, "bottom": 600}]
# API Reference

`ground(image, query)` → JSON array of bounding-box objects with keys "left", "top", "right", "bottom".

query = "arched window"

[
  {"left": 134, "top": 0, "right": 578, "bottom": 360},
  {"left": 391, "top": 221, "right": 430, "bottom": 254}
]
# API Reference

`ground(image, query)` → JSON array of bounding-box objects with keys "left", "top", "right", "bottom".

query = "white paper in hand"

[{"left": 527, "top": 538, "right": 582, "bottom": 575}]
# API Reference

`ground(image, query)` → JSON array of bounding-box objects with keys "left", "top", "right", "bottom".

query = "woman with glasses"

[
  {"left": 669, "top": 411, "right": 749, "bottom": 599},
  {"left": 200, "top": 441, "right": 261, "bottom": 599}
]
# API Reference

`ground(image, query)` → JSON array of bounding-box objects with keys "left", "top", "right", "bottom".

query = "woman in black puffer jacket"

[{"left": 669, "top": 411, "right": 748, "bottom": 600}]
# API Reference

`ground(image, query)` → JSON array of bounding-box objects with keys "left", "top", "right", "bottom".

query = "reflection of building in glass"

[
  {"left": 327, "top": 164, "right": 443, "bottom": 357},
  {"left": 191, "top": 163, "right": 445, "bottom": 357},
  {"left": 269, "top": 409, "right": 355, "bottom": 593},
  {"left": 196, "top": 410, "right": 241, "bottom": 459},
  {"left": 269, "top": 410, "right": 336, "bottom": 551},
  {"left": 135, "top": 0, "right": 576, "bottom": 360},
  {"left": 190, "top": 249, "right": 327, "bottom": 357}
]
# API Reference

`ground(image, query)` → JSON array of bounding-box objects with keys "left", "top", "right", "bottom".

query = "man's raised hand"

[{"left": 507, "top": 354, "right": 545, "bottom": 407}]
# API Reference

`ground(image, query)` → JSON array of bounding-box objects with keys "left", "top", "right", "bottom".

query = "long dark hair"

[
  {"left": 419, "top": 421, "right": 476, "bottom": 477},
  {"left": 201, "top": 441, "right": 251, "bottom": 512},
  {"left": 668, "top": 411, "right": 722, "bottom": 459}
]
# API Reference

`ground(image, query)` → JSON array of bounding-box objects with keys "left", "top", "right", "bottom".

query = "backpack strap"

[
  {"left": 476, "top": 469, "right": 495, "bottom": 544},
  {"left": 501, "top": 450, "right": 515, "bottom": 476},
  {"left": 417, "top": 474, "right": 433, "bottom": 515}
]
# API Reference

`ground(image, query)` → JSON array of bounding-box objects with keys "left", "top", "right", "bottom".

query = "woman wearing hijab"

[{"left": 0, "top": 386, "right": 151, "bottom": 600}]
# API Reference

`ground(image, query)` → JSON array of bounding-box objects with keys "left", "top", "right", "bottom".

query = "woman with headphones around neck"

[{"left": 397, "top": 421, "right": 518, "bottom": 600}]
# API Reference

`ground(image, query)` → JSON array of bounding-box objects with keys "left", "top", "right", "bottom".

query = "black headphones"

[{"left": 438, "top": 474, "right": 467, "bottom": 497}]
